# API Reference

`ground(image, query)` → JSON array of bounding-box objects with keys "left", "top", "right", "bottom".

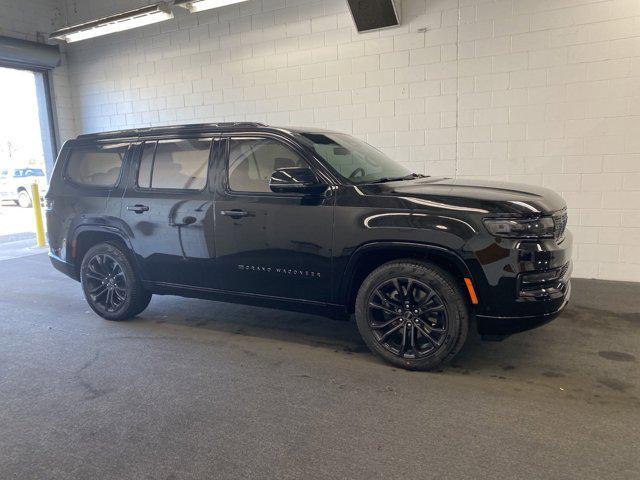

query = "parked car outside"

[
  {"left": 0, "top": 167, "right": 48, "bottom": 208},
  {"left": 45, "top": 123, "right": 572, "bottom": 370}
]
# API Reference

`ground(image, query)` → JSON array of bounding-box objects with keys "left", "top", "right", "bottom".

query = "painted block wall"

[{"left": 54, "top": 0, "right": 640, "bottom": 281}]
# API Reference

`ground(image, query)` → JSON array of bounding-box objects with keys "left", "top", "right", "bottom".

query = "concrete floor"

[
  {"left": 0, "top": 203, "right": 42, "bottom": 238},
  {"left": 0, "top": 250, "right": 639, "bottom": 479}
]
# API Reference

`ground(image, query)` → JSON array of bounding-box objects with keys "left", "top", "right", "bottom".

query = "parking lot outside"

[{"left": 0, "top": 203, "right": 42, "bottom": 237}]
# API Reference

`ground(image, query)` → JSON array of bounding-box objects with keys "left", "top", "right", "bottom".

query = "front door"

[
  {"left": 213, "top": 135, "right": 334, "bottom": 303},
  {"left": 121, "top": 137, "right": 218, "bottom": 288}
]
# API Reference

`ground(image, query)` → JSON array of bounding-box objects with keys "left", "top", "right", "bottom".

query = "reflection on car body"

[{"left": 45, "top": 122, "right": 572, "bottom": 371}]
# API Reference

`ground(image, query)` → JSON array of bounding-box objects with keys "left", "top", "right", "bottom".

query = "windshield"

[
  {"left": 295, "top": 132, "right": 414, "bottom": 184},
  {"left": 14, "top": 168, "right": 44, "bottom": 177}
]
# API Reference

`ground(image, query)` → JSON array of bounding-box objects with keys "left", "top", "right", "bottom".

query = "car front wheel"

[
  {"left": 17, "top": 190, "right": 32, "bottom": 208},
  {"left": 355, "top": 260, "right": 469, "bottom": 371},
  {"left": 80, "top": 242, "right": 152, "bottom": 321}
]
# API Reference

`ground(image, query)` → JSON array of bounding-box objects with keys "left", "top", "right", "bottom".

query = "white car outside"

[{"left": 0, "top": 167, "right": 48, "bottom": 208}]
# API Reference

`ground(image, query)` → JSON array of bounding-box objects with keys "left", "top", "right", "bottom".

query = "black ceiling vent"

[{"left": 347, "top": 0, "right": 401, "bottom": 33}]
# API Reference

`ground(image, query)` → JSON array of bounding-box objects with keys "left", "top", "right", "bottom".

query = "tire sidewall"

[
  {"left": 18, "top": 191, "right": 31, "bottom": 208},
  {"left": 355, "top": 262, "right": 469, "bottom": 370},
  {"left": 80, "top": 243, "right": 138, "bottom": 321}
]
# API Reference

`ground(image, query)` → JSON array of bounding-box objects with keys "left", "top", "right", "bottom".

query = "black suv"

[{"left": 46, "top": 122, "right": 571, "bottom": 370}]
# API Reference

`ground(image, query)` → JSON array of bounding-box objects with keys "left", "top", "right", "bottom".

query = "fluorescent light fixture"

[
  {"left": 174, "top": 0, "right": 250, "bottom": 13},
  {"left": 50, "top": 3, "right": 173, "bottom": 43}
]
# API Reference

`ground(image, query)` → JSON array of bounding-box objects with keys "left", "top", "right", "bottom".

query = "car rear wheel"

[
  {"left": 80, "top": 242, "right": 152, "bottom": 321},
  {"left": 355, "top": 260, "right": 469, "bottom": 371},
  {"left": 17, "top": 190, "right": 32, "bottom": 208}
]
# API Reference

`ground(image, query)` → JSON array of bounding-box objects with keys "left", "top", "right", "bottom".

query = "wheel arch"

[
  {"left": 339, "top": 242, "right": 475, "bottom": 314},
  {"left": 70, "top": 226, "right": 138, "bottom": 279}
]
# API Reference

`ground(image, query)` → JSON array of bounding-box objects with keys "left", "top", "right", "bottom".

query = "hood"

[{"left": 357, "top": 177, "right": 566, "bottom": 216}]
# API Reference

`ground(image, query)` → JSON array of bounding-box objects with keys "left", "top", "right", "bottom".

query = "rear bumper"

[{"left": 49, "top": 252, "right": 78, "bottom": 281}]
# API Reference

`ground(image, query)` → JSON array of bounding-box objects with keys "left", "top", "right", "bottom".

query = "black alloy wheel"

[
  {"left": 368, "top": 277, "right": 448, "bottom": 359},
  {"left": 84, "top": 253, "right": 128, "bottom": 313},
  {"left": 355, "top": 261, "right": 469, "bottom": 371},
  {"left": 80, "top": 242, "right": 152, "bottom": 321}
]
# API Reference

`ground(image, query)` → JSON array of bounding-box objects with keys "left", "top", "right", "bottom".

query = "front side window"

[
  {"left": 228, "top": 138, "right": 309, "bottom": 193},
  {"left": 138, "top": 139, "right": 211, "bottom": 190},
  {"left": 295, "top": 132, "right": 413, "bottom": 184},
  {"left": 66, "top": 143, "right": 127, "bottom": 187}
]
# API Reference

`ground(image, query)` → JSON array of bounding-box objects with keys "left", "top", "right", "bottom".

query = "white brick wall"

[
  {"left": 56, "top": 0, "right": 640, "bottom": 282},
  {"left": 51, "top": 56, "right": 78, "bottom": 144},
  {"left": 454, "top": 0, "right": 640, "bottom": 282}
]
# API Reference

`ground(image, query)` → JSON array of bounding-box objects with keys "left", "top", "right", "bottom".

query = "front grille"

[{"left": 553, "top": 209, "right": 568, "bottom": 241}]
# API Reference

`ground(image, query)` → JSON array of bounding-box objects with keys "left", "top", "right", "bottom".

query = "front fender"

[{"left": 337, "top": 241, "right": 474, "bottom": 307}]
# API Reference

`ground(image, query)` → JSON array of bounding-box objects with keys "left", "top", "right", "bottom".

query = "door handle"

[
  {"left": 220, "top": 209, "right": 249, "bottom": 219},
  {"left": 127, "top": 204, "right": 150, "bottom": 214}
]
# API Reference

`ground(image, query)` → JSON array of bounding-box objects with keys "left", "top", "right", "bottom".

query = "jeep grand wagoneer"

[{"left": 46, "top": 123, "right": 571, "bottom": 370}]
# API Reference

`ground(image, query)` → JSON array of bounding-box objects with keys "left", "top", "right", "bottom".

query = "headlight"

[{"left": 483, "top": 217, "right": 554, "bottom": 239}]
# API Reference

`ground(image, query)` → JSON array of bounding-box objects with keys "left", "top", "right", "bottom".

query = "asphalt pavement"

[{"left": 0, "top": 250, "right": 638, "bottom": 479}]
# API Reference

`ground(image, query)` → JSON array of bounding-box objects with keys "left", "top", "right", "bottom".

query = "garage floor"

[{"left": 1, "top": 251, "right": 639, "bottom": 479}]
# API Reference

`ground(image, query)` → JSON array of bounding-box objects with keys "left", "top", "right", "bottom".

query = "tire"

[
  {"left": 17, "top": 190, "right": 32, "bottom": 208},
  {"left": 80, "top": 242, "right": 152, "bottom": 321},
  {"left": 355, "top": 260, "right": 469, "bottom": 371}
]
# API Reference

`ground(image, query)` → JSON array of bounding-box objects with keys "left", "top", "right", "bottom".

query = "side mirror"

[{"left": 269, "top": 167, "right": 327, "bottom": 195}]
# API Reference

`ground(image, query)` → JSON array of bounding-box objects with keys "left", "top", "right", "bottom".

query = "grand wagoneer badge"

[{"left": 237, "top": 264, "right": 321, "bottom": 278}]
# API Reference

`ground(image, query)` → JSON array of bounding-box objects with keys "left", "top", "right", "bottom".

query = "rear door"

[{"left": 121, "top": 136, "right": 219, "bottom": 288}]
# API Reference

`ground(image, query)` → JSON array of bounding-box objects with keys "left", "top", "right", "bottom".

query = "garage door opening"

[{"left": 0, "top": 66, "right": 55, "bottom": 237}]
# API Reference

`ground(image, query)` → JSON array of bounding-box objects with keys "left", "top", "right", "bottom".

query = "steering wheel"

[{"left": 349, "top": 168, "right": 365, "bottom": 180}]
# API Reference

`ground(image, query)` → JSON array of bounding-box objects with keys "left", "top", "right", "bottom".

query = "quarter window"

[
  {"left": 228, "top": 138, "right": 308, "bottom": 193},
  {"left": 66, "top": 144, "right": 127, "bottom": 187},
  {"left": 138, "top": 139, "right": 211, "bottom": 190}
]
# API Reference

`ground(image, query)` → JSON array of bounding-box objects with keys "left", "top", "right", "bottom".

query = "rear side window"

[
  {"left": 137, "top": 139, "right": 211, "bottom": 190},
  {"left": 66, "top": 144, "right": 127, "bottom": 187}
]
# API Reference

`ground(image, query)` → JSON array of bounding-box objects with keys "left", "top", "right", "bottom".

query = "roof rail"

[
  {"left": 214, "top": 122, "right": 267, "bottom": 127},
  {"left": 76, "top": 122, "right": 269, "bottom": 140}
]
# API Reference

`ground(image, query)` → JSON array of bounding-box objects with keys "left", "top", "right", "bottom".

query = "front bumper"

[
  {"left": 477, "top": 277, "right": 571, "bottom": 336},
  {"left": 467, "top": 230, "right": 573, "bottom": 336}
]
